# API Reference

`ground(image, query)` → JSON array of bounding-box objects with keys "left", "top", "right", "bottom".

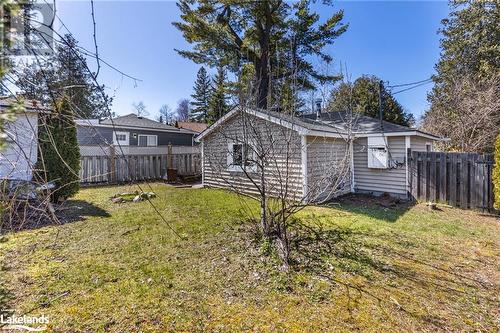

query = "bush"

[
  {"left": 37, "top": 96, "right": 80, "bottom": 202},
  {"left": 494, "top": 134, "right": 500, "bottom": 210}
]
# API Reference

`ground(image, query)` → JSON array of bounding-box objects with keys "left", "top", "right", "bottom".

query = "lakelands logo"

[{"left": 0, "top": 312, "right": 48, "bottom": 332}]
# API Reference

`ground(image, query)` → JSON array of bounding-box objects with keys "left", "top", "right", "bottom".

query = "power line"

[
  {"left": 392, "top": 80, "right": 433, "bottom": 95},
  {"left": 387, "top": 78, "right": 433, "bottom": 88}
]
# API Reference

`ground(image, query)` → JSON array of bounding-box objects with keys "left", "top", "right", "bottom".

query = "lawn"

[{"left": 0, "top": 183, "right": 498, "bottom": 332}]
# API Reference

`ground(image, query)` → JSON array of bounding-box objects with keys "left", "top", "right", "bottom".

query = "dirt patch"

[{"left": 334, "top": 192, "right": 409, "bottom": 209}]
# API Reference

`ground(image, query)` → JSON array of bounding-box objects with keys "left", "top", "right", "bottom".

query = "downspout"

[{"left": 405, "top": 136, "right": 411, "bottom": 199}]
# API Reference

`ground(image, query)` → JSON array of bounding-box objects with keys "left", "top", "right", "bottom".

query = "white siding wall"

[
  {"left": 306, "top": 136, "right": 351, "bottom": 201},
  {"left": 0, "top": 113, "right": 38, "bottom": 181},
  {"left": 353, "top": 136, "right": 407, "bottom": 196},
  {"left": 411, "top": 136, "right": 433, "bottom": 152},
  {"left": 202, "top": 113, "right": 303, "bottom": 199}
]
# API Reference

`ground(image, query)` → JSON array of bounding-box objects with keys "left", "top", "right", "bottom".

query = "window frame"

[
  {"left": 227, "top": 141, "right": 257, "bottom": 173},
  {"left": 137, "top": 134, "right": 158, "bottom": 147},
  {"left": 113, "top": 131, "right": 129, "bottom": 146}
]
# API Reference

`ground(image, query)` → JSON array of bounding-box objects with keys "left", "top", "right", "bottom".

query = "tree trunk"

[
  {"left": 255, "top": 11, "right": 271, "bottom": 110},
  {"left": 260, "top": 169, "right": 268, "bottom": 234},
  {"left": 255, "top": 53, "right": 269, "bottom": 110}
]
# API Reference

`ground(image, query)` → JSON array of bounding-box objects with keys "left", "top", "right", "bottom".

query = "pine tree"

[
  {"left": 173, "top": 0, "right": 347, "bottom": 109},
  {"left": 190, "top": 67, "right": 212, "bottom": 122},
  {"left": 37, "top": 96, "right": 80, "bottom": 202},
  {"left": 208, "top": 66, "right": 228, "bottom": 124},
  {"left": 16, "top": 34, "right": 112, "bottom": 118}
]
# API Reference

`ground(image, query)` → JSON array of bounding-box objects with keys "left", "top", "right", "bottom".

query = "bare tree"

[
  {"left": 176, "top": 98, "right": 190, "bottom": 121},
  {"left": 202, "top": 67, "right": 358, "bottom": 268},
  {"left": 421, "top": 74, "right": 500, "bottom": 153},
  {"left": 157, "top": 104, "right": 175, "bottom": 124},
  {"left": 132, "top": 101, "right": 149, "bottom": 117}
]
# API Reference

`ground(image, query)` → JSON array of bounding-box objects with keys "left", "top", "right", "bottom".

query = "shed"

[{"left": 196, "top": 107, "right": 445, "bottom": 201}]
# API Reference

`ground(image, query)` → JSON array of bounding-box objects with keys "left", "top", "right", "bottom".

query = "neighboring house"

[
  {"left": 196, "top": 107, "right": 445, "bottom": 201},
  {"left": 0, "top": 98, "right": 50, "bottom": 181},
  {"left": 176, "top": 121, "right": 208, "bottom": 134},
  {"left": 76, "top": 113, "right": 198, "bottom": 156}
]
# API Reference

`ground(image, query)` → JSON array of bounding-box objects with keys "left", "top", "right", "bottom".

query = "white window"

[
  {"left": 227, "top": 142, "right": 256, "bottom": 172},
  {"left": 426, "top": 143, "right": 433, "bottom": 152},
  {"left": 367, "top": 136, "right": 388, "bottom": 169},
  {"left": 138, "top": 134, "right": 158, "bottom": 147},
  {"left": 113, "top": 131, "right": 129, "bottom": 146}
]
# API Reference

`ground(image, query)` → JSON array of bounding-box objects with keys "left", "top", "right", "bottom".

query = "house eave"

[
  {"left": 354, "top": 130, "right": 447, "bottom": 141},
  {"left": 77, "top": 122, "right": 197, "bottom": 135}
]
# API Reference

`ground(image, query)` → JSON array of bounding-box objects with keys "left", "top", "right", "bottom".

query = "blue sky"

[{"left": 57, "top": 0, "right": 450, "bottom": 120}]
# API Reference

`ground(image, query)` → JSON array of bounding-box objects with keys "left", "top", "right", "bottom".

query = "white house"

[{"left": 0, "top": 98, "right": 49, "bottom": 181}]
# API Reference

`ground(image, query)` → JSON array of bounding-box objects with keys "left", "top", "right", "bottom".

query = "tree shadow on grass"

[
  {"left": 1, "top": 200, "right": 110, "bottom": 233},
  {"left": 287, "top": 218, "right": 498, "bottom": 330},
  {"left": 60, "top": 199, "right": 111, "bottom": 223}
]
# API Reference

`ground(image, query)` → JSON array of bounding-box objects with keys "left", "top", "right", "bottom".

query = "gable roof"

[
  {"left": 196, "top": 107, "right": 445, "bottom": 141},
  {"left": 0, "top": 97, "right": 52, "bottom": 113},
  {"left": 76, "top": 113, "right": 197, "bottom": 134},
  {"left": 176, "top": 121, "right": 208, "bottom": 134}
]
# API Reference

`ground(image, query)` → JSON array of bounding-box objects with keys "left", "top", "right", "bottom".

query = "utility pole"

[{"left": 378, "top": 80, "right": 384, "bottom": 130}]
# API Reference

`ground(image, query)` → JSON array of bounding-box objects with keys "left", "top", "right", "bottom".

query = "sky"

[{"left": 56, "top": 0, "right": 450, "bottom": 120}]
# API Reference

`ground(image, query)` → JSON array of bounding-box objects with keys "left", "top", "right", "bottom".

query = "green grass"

[{"left": 0, "top": 183, "right": 499, "bottom": 332}]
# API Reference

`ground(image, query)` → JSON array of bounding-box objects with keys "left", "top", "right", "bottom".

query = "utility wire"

[
  {"left": 387, "top": 78, "right": 432, "bottom": 88},
  {"left": 392, "top": 80, "right": 433, "bottom": 95}
]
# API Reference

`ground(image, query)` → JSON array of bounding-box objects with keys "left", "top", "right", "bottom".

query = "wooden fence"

[
  {"left": 79, "top": 153, "right": 201, "bottom": 184},
  {"left": 409, "top": 151, "right": 495, "bottom": 211}
]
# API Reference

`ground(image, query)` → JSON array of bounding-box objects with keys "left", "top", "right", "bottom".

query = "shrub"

[
  {"left": 494, "top": 134, "right": 500, "bottom": 210},
  {"left": 37, "top": 96, "right": 80, "bottom": 202}
]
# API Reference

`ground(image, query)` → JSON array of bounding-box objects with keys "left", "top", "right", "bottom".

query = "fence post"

[
  {"left": 167, "top": 144, "right": 173, "bottom": 169},
  {"left": 109, "top": 145, "right": 116, "bottom": 183}
]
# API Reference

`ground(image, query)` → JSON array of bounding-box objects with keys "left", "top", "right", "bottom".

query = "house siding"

[
  {"left": 306, "top": 136, "right": 351, "bottom": 201},
  {"left": 353, "top": 136, "right": 407, "bottom": 196},
  {"left": 77, "top": 126, "right": 113, "bottom": 145},
  {"left": 77, "top": 126, "right": 195, "bottom": 147},
  {"left": 0, "top": 112, "right": 38, "bottom": 180},
  {"left": 410, "top": 136, "right": 433, "bottom": 152},
  {"left": 202, "top": 113, "right": 303, "bottom": 199}
]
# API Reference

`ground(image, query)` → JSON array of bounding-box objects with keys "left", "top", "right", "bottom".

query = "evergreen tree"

[
  {"left": 424, "top": 0, "right": 499, "bottom": 152},
  {"left": 208, "top": 66, "right": 229, "bottom": 124},
  {"left": 328, "top": 75, "right": 414, "bottom": 126},
  {"left": 16, "top": 34, "right": 112, "bottom": 118},
  {"left": 37, "top": 96, "right": 80, "bottom": 202},
  {"left": 173, "top": 0, "right": 347, "bottom": 109},
  {"left": 190, "top": 67, "right": 212, "bottom": 122}
]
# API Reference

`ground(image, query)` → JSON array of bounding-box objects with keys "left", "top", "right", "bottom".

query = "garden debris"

[
  {"left": 110, "top": 191, "right": 156, "bottom": 203},
  {"left": 1, "top": 180, "right": 60, "bottom": 232}
]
